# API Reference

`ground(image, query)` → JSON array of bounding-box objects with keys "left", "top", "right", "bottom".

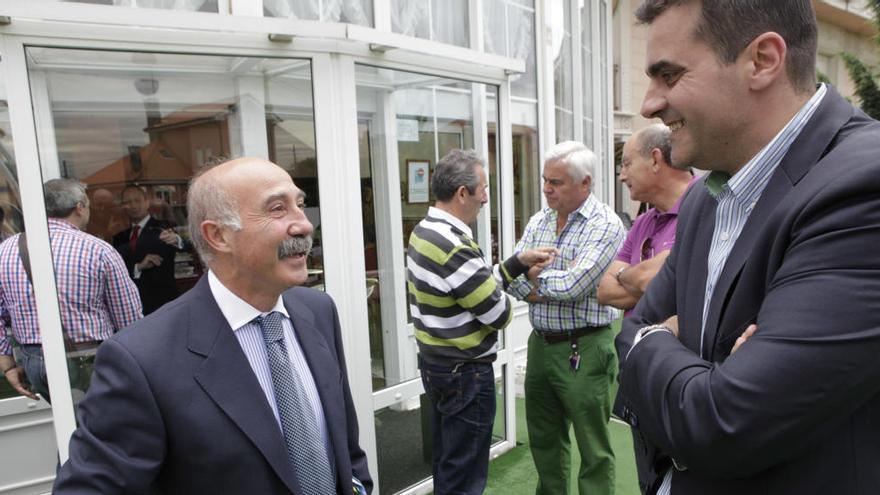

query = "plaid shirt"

[
  {"left": 0, "top": 218, "right": 143, "bottom": 355},
  {"left": 508, "top": 194, "right": 624, "bottom": 331}
]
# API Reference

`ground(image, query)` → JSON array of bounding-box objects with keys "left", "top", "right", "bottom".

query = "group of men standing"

[{"left": 0, "top": 0, "right": 878, "bottom": 494}]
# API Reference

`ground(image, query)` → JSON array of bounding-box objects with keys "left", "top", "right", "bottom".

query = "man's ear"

[
  {"left": 201, "top": 221, "right": 233, "bottom": 255},
  {"left": 455, "top": 185, "right": 469, "bottom": 203},
  {"left": 650, "top": 148, "right": 664, "bottom": 172},
  {"left": 744, "top": 32, "right": 786, "bottom": 91}
]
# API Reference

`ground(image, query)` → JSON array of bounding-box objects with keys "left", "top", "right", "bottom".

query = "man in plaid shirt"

[
  {"left": 506, "top": 141, "right": 625, "bottom": 495},
  {"left": 0, "top": 179, "right": 142, "bottom": 403}
]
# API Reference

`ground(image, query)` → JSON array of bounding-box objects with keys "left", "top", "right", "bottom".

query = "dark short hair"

[
  {"left": 636, "top": 0, "right": 817, "bottom": 93},
  {"left": 431, "top": 149, "right": 484, "bottom": 202},
  {"left": 121, "top": 184, "right": 148, "bottom": 199},
  {"left": 44, "top": 179, "right": 87, "bottom": 218}
]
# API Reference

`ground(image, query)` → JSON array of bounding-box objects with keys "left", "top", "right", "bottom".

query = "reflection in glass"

[
  {"left": 391, "top": 0, "right": 469, "bottom": 47},
  {"left": 264, "top": 0, "right": 373, "bottom": 26},
  {"left": 355, "top": 65, "right": 499, "bottom": 394},
  {"left": 61, "top": 0, "right": 219, "bottom": 12},
  {"left": 375, "top": 396, "right": 433, "bottom": 494},
  {"left": 25, "top": 47, "right": 319, "bottom": 403}
]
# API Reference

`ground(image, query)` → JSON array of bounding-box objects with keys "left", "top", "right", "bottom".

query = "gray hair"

[
  {"left": 431, "top": 149, "right": 485, "bottom": 202},
  {"left": 636, "top": 0, "right": 817, "bottom": 93},
  {"left": 187, "top": 165, "right": 242, "bottom": 266},
  {"left": 635, "top": 123, "right": 688, "bottom": 170},
  {"left": 544, "top": 141, "right": 596, "bottom": 183},
  {"left": 44, "top": 179, "right": 87, "bottom": 218}
]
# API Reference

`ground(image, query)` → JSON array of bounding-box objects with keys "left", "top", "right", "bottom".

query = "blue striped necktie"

[{"left": 256, "top": 312, "right": 335, "bottom": 495}]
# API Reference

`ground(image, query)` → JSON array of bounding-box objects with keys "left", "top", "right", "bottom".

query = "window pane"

[
  {"left": 392, "top": 0, "right": 469, "bottom": 47},
  {"left": 511, "top": 101, "right": 540, "bottom": 242},
  {"left": 60, "top": 0, "right": 219, "bottom": 12},
  {"left": 551, "top": 0, "right": 573, "bottom": 143},
  {"left": 483, "top": 0, "right": 538, "bottom": 99},
  {"left": 264, "top": 0, "right": 373, "bottom": 27},
  {"left": 26, "top": 47, "right": 318, "bottom": 405},
  {"left": 581, "top": 0, "right": 594, "bottom": 148}
]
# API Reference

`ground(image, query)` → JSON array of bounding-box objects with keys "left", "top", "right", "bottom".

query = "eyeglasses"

[{"left": 640, "top": 236, "right": 654, "bottom": 262}]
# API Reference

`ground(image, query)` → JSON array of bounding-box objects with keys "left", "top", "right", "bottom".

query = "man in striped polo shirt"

[
  {"left": 407, "top": 149, "right": 556, "bottom": 495},
  {"left": 506, "top": 141, "right": 625, "bottom": 495}
]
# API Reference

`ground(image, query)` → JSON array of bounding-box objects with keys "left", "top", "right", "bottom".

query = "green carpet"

[{"left": 485, "top": 397, "right": 639, "bottom": 495}]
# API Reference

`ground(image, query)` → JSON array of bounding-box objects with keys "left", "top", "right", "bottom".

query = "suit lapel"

[
  {"left": 188, "top": 278, "right": 300, "bottom": 494},
  {"left": 701, "top": 87, "right": 854, "bottom": 358},
  {"left": 283, "top": 291, "right": 347, "bottom": 492},
  {"left": 681, "top": 190, "right": 716, "bottom": 354}
]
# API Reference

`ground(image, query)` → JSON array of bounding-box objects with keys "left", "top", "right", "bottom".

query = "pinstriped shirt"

[
  {"left": 656, "top": 84, "right": 827, "bottom": 495},
  {"left": 507, "top": 194, "right": 625, "bottom": 331},
  {"left": 206, "top": 271, "right": 330, "bottom": 450},
  {"left": 0, "top": 218, "right": 142, "bottom": 355}
]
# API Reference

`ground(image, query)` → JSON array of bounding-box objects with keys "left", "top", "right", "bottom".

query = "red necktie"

[{"left": 130, "top": 225, "right": 140, "bottom": 252}]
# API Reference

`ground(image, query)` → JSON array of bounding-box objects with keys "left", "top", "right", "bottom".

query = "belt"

[
  {"left": 21, "top": 340, "right": 102, "bottom": 356},
  {"left": 533, "top": 326, "right": 607, "bottom": 344}
]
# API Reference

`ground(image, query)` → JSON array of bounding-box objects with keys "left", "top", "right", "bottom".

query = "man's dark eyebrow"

[{"left": 646, "top": 60, "right": 682, "bottom": 78}]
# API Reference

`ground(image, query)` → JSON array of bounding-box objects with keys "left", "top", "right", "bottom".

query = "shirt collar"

[
  {"left": 207, "top": 270, "right": 290, "bottom": 331},
  {"left": 705, "top": 83, "right": 827, "bottom": 201},
  {"left": 48, "top": 217, "right": 79, "bottom": 230},
  {"left": 133, "top": 215, "right": 151, "bottom": 230},
  {"left": 428, "top": 206, "right": 473, "bottom": 238}
]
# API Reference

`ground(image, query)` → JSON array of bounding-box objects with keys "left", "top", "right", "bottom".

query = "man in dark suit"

[
  {"left": 55, "top": 157, "right": 372, "bottom": 494},
  {"left": 113, "top": 185, "right": 188, "bottom": 314},
  {"left": 615, "top": 1, "right": 880, "bottom": 494}
]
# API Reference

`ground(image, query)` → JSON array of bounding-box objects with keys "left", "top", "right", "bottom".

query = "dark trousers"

[
  {"left": 18, "top": 344, "right": 95, "bottom": 405},
  {"left": 420, "top": 358, "right": 496, "bottom": 495}
]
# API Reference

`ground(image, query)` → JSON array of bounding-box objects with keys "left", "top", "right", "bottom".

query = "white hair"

[{"left": 544, "top": 141, "right": 596, "bottom": 184}]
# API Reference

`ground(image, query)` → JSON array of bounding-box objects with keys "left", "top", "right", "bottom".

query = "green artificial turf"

[{"left": 484, "top": 396, "right": 639, "bottom": 495}]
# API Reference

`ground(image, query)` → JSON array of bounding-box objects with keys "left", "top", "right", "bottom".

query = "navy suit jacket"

[
  {"left": 615, "top": 86, "right": 880, "bottom": 494},
  {"left": 112, "top": 217, "right": 185, "bottom": 314},
  {"left": 55, "top": 276, "right": 372, "bottom": 495}
]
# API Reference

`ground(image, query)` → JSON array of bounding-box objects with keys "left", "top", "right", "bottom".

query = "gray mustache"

[{"left": 278, "top": 235, "right": 313, "bottom": 259}]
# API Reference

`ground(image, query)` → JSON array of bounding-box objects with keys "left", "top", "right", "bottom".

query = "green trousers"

[{"left": 525, "top": 327, "right": 617, "bottom": 495}]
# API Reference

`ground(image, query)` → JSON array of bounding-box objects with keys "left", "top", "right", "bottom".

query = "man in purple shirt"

[
  {"left": 597, "top": 123, "right": 693, "bottom": 494},
  {"left": 598, "top": 124, "right": 694, "bottom": 316}
]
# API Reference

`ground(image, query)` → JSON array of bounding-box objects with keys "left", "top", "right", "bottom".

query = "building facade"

[{"left": 0, "top": 1, "right": 613, "bottom": 494}]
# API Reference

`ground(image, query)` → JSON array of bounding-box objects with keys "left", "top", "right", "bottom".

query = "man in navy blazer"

[
  {"left": 55, "top": 157, "right": 372, "bottom": 494},
  {"left": 616, "top": 1, "right": 880, "bottom": 494}
]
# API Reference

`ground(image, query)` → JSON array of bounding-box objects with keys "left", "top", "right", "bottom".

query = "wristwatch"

[{"left": 632, "top": 324, "right": 673, "bottom": 346}]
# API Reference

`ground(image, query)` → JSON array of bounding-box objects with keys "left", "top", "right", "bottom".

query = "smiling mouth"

[{"left": 667, "top": 120, "right": 684, "bottom": 132}]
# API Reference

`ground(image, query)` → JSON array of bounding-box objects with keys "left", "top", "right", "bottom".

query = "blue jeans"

[
  {"left": 18, "top": 344, "right": 94, "bottom": 405},
  {"left": 420, "top": 358, "right": 496, "bottom": 495}
]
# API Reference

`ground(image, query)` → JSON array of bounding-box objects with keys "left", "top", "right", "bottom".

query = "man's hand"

[
  {"left": 3, "top": 365, "right": 38, "bottom": 400},
  {"left": 527, "top": 264, "right": 543, "bottom": 284},
  {"left": 517, "top": 247, "right": 558, "bottom": 267},
  {"left": 159, "top": 228, "right": 181, "bottom": 247},
  {"left": 663, "top": 315, "right": 679, "bottom": 338},
  {"left": 731, "top": 324, "right": 757, "bottom": 354},
  {"left": 136, "top": 254, "right": 163, "bottom": 271}
]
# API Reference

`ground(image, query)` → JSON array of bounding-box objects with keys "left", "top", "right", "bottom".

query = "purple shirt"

[{"left": 616, "top": 177, "right": 699, "bottom": 267}]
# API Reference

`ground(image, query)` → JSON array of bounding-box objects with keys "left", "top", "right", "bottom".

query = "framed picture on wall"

[{"left": 407, "top": 160, "right": 430, "bottom": 203}]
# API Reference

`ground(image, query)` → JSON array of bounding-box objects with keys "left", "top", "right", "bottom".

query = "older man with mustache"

[{"left": 55, "top": 157, "right": 372, "bottom": 495}]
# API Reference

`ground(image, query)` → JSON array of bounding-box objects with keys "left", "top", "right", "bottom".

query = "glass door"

[{"left": 353, "top": 63, "right": 507, "bottom": 494}]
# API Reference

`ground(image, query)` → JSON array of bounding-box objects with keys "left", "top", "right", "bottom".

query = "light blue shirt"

[
  {"left": 656, "top": 83, "right": 827, "bottom": 495},
  {"left": 206, "top": 270, "right": 332, "bottom": 460}
]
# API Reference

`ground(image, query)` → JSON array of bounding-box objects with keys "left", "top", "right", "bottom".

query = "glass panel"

[
  {"left": 392, "top": 0, "right": 469, "bottom": 48},
  {"left": 374, "top": 395, "right": 433, "bottom": 494},
  {"left": 355, "top": 65, "right": 498, "bottom": 391},
  {"left": 60, "top": 0, "right": 219, "bottom": 12},
  {"left": 551, "top": 0, "right": 573, "bottom": 143},
  {"left": 511, "top": 101, "right": 540, "bottom": 242},
  {"left": 491, "top": 367, "right": 506, "bottom": 444},
  {"left": 263, "top": 0, "right": 374, "bottom": 27},
  {"left": 580, "top": 0, "right": 594, "bottom": 148},
  {"left": 26, "top": 47, "right": 318, "bottom": 404},
  {"left": 483, "top": 0, "right": 538, "bottom": 99},
  {"left": 0, "top": 57, "right": 28, "bottom": 402}
]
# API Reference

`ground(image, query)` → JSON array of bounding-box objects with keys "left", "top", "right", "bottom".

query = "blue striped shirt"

[
  {"left": 206, "top": 271, "right": 332, "bottom": 461},
  {"left": 507, "top": 194, "right": 625, "bottom": 330},
  {"left": 656, "top": 84, "right": 827, "bottom": 495},
  {"left": 0, "top": 218, "right": 142, "bottom": 354}
]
